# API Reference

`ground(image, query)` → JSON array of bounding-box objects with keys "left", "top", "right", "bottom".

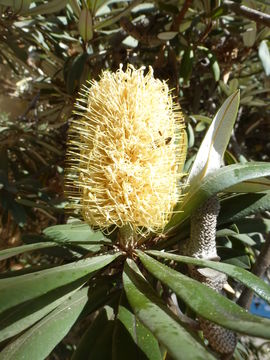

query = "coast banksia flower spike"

[{"left": 65, "top": 65, "right": 187, "bottom": 238}]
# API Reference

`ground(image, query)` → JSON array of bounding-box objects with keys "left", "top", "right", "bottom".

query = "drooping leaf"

[
  {"left": 138, "top": 252, "right": 270, "bottom": 339},
  {"left": 0, "top": 242, "right": 56, "bottom": 261},
  {"left": 0, "top": 280, "right": 84, "bottom": 342},
  {"left": 146, "top": 250, "right": 270, "bottom": 304},
  {"left": 187, "top": 91, "right": 240, "bottom": 188},
  {"left": 123, "top": 259, "right": 216, "bottom": 360},
  {"left": 0, "top": 252, "right": 121, "bottom": 314},
  {"left": 0, "top": 288, "right": 89, "bottom": 360}
]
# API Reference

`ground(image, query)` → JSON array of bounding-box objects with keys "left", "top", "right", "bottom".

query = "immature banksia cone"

[{"left": 65, "top": 65, "right": 186, "bottom": 234}]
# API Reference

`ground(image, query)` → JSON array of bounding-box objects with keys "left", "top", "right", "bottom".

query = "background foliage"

[{"left": 0, "top": 0, "right": 270, "bottom": 359}]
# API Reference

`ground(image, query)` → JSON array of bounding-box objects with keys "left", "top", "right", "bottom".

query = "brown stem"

[
  {"left": 237, "top": 233, "right": 270, "bottom": 309},
  {"left": 225, "top": 1, "right": 270, "bottom": 28},
  {"left": 171, "top": 0, "right": 192, "bottom": 31}
]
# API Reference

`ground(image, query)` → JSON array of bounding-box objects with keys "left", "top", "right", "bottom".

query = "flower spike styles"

[{"left": 65, "top": 65, "right": 186, "bottom": 236}]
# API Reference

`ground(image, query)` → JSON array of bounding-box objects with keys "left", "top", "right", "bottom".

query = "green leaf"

[
  {"left": 0, "top": 252, "right": 121, "bottom": 314},
  {"left": 78, "top": 8, "right": 93, "bottom": 41},
  {"left": 43, "top": 222, "right": 111, "bottom": 244},
  {"left": 146, "top": 250, "right": 270, "bottom": 305},
  {"left": 187, "top": 91, "right": 240, "bottom": 188},
  {"left": 218, "top": 191, "right": 270, "bottom": 226},
  {"left": 72, "top": 306, "right": 115, "bottom": 360},
  {"left": 94, "top": 0, "right": 144, "bottom": 30},
  {"left": 0, "top": 242, "right": 56, "bottom": 261},
  {"left": 24, "top": 0, "right": 68, "bottom": 15},
  {"left": 216, "top": 229, "right": 256, "bottom": 246},
  {"left": 234, "top": 218, "right": 270, "bottom": 234},
  {"left": 157, "top": 31, "right": 178, "bottom": 41},
  {"left": 0, "top": 280, "right": 84, "bottom": 342},
  {"left": 138, "top": 252, "right": 270, "bottom": 339},
  {"left": 44, "top": 221, "right": 110, "bottom": 253},
  {"left": 167, "top": 162, "right": 270, "bottom": 233},
  {"left": 112, "top": 293, "right": 162, "bottom": 360},
  {"left": 242, "top": 22, "right": 257, "bottom": 47},
  {"left": 179, "top": 48, "right": 194, "bottom": 82},
  {"left": 123, "top": 259, "right": 216, "bottom": 360},
  {"left": 0, "top": 288, "right": 89, "bottom": 360},
  {"left": 225, "top": 177, "right": 270, "bottom": 193},
  {"left": 12, "top": 0, "right": 32, "bottom": 12}
]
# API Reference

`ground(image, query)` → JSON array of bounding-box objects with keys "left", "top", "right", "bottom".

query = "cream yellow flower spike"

[{"left": 65, "top": 65, "right": 186, "bottom": 234}]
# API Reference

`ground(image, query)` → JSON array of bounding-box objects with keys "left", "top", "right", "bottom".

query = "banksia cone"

[{"left": 65, "top": 65, "right": 186, "bottom": 235}]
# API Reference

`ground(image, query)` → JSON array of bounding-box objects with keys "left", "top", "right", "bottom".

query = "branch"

[
  {"left": 237, "top": 233, "right": 270, "bottom": 309},
  {"left": 225, "top": 1, "right": 270, "bottom": 28},
  {"left": 171, "top": 0, "right": 192, "bottom": 31}
]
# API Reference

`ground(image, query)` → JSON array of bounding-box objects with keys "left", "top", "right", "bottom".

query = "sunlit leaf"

[
  {"left": 146, "top": 250, "right": 270, "bottom": 304},
  {"left": 0, "top": 252, "right": 121, "bottom": 314},
  {"left": 167, "top": 162, "right": 270, "bottom": 233},
  {"left": 138, "top": 252, "right": 270, "bottom": 339},
  {"left": 187, "top": 91, "right": 240, "bottom": 188},
  {"left": 123, "top": 259, "right": 216, "bottom": 360},
  {"left": 112, "top": 293, "right": 162, "bottom": 360},
  {"left": 0, "top": 288, "right": 89, "bottom": 360}
]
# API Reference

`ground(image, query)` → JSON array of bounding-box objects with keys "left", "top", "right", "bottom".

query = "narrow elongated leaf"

[
  {"left": 0, "top": 252, "right": 121, "bottom": 314},
  {"left": 0, "top": 242, "right": 56, "bottom": 261},
  {"left": 78, "top": 8, "right": 93, "bottom": 41},
  {"left": 112, "top": 293, "right": 162, "bottom": 360},
  {"left": 146, "top": 250, "right": 270, "bottom": 304},
  {"left": 43, "top": 222, "right": 110, "bottom": 244},
  {"left": 0, "top": 288, "right": 89, "bottom": 360},
  {"left": 225, "top": 177, "right": 270, "bottom": 193},
  {"left": 123, "top": 259, "right": 216, "bottom": 360},
  {"left": 24, "top": 0, "right": 68, "bottom": 15},
  {"left": 218, "top": 191, "right": 270, "bottom": 226},
  {"left": 234, "top": 218, "right": 270, "bottom": 234},
  {"left": 94, "top": 0, "right": 143, "bottom": 30},
  {"left": 187, "top": 91, "right": 240, "bottom": 188},
  {"left": 167, "top": 162, "right": 270, "bottom": 232},
  {"left": 138, "top": 252, "right": 270, "bottom": 339},
  {"left": 0, "top": 280, "right": 84, "bottom": 342},
  {"left": 217, "top": 230, "right": 256, "bottom": 246}
]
